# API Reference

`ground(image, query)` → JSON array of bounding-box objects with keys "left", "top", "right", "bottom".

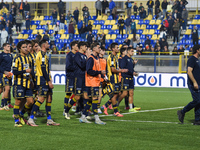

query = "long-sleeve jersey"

[
  {"left": 86, "top": 54, "right": 101, "bottom": 77},
  {"left": 74, "top": 51, "right": 87, "bottom": 78},
  {"left": 0, "top": 52, "right": 13, "bottom": 75},
  {"left": 121, "top": 55, "right": 135, "bottom": 78},
  {"left": 65, "top": 51, "right": 76, "bottom": 78}
]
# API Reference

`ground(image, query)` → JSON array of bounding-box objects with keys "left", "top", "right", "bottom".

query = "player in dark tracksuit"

[{"left": 64, "top": 41, "right": 88, "bottom": 120}]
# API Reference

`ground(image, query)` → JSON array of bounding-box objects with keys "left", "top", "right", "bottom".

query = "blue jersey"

[
  {"left": 121, "top": 55, "right": 135, "bottom": 78},
  {"left": 74, "top": 52, "right": 87, "bottom": 78},
  {"left": 187, "top": 55, "right": 200, "bottom": 86},
  {"left": 0, "top": 52, "right": 13, "bottom": 75},
  {"left": 65, "top": 51, "right": 76, "bottom": 78}
]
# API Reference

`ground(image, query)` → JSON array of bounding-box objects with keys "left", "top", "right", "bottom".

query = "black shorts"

[
  {"left": 13, "top": 85, "right": 33, "bottom": 99},
  {"left": 85, "top": 86, "right": 99, "bottom": 98},
  {"left": 38, "top": 85, "right": 53, "bottom": 97},
  {"left": 65, "top": 77, "right": 74, "bottom": 93},
  {"left": 107, "top": 83, "right": 121, "bottom": 99},
  {"left": 74, "top": 77, "right": 85, "bottom": 95},
  {"left": 121, "top": 77, "right": 134, "bottom": 91}
]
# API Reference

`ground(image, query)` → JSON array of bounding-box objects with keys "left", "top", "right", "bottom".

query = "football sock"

[
  {"left": 129, "top": 104, "right": 133, "bottom": 109},
  {"left": 65, "top": 97, "right": 77, "bottom": 113},
  {"left": 83, "top": 99, "right": 91, "bottom": 116},
  {"left": 132, "top": 103, "right": 135, "bottom": 108},
  {"left": 105, "top": 100, "right": 112, "bottom": 108},
  {"left": 7, "top": 98, "right": 11, "bottom": 104},
  {"left": 64, "top": 93, "right": 71, "bottom": 109},
  {"left": 79, "top": 97, "right": 84, "bottom": 111},
  {"left": 4, "top": 97, "right": 9, "bottom": 106},
  {"left": 125, "top": 96, "right": 129, "bottom": 107},
  {"left": 1, "top": 99, "right": 4, "bottom": 107},
  {"left": 14, "top": 105, "right": 20, "bottom": 122},
  {"left": 97, "top": 103, "right": 100, "bottom": 109},
  {"left": 20, "top": 104, "right": 30, "bottom": 116},
  {"left": 30, "top": 101, "right": 42, "bottom": 119},
  {"left": 113, "top": 104, "right": 118, "bottom": 113},
  {"left": 92, "top": 98, "right": 98, "bottom": 115},
  {"left": 46, "top": 102, "right": 51, "bottom": 120}
]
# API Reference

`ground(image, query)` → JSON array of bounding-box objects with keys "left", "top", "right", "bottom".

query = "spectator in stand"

[
  {"left": 0, "top": 0, "right": 4, "bottom": 10},
  {"left": 25, "top": 11, "right": 30, "bottom": 30},
  {"left": 159, "top": 38, "right": 168, "bottom": 50},
  {"left": 131, "top": 19, "right": 136, "bottom": 34},
  {"left": 162, "top": 0, "right": 168, "bottom": 18},
  {"left": 111, "top": 6, "right": 117, "bottom": 20},
  {"left": 49, "top": 33, "right": 55, "bottom": 48},
  {"left": 1, "top": 17, "right": 6, "bottom": 27},
  {"left": 125, "top": 0, "right": 133, "bottom": 16},
  {"left": 155, "top": 0, "right": 160, "bottom": 15},
  {"left": 172, "top": 19, "right": 180, "bottom": 44},
  {"left": 73, "top": 7, "right": 79, "bottom": 24},
  {"left": 44, "top": 22, "right": 49, "bottom": 32},
  {"left": 66, "top": 11, "right": 72, "bottom": 28},
  {"left": 182, "top": 7, "right": 188, "bottom": 31},
  {"left": 43, "top": 31, "right": 49, "bottom": 41},
  {"left": 163, "top": 19, "right": 169, "bottom": 32},
  {"left": 77, "top": 18, "right": 83, "bottom": 35},
  {"left": 179, "top": 1, "right": 184, "bottom": 14},
  {"left": 59, "top": 13, "right": 65, "bottom": 30},
  {"left": 146, "top": 0, "right": 154, "bottom": 16},
  {"left": 11, "top": 0, "right": 17, "bottom": 9},
  {"left": 156, "top": 45, "right": 162, "bottom": 52},
  {"left": 156, "top": 8, "right": 163, "bottom": 20},
  {"left": 52, "top": 45, "right": 58, "bottom": 54},
  {"left": 0, "top": 5, "right": 8, "bottom": 16},
  {"left": 118, "top": 15, "right": 124, "bottom": 36},
  {"left": 15, "top": 11, "right": 22, "bottom": 34},
  {"left": 162, "top": 46, "right": 169, "bottom": 55},
  {"left": 101, "top": 32, "right": 105, "bottom": 45},
  {"left": 178, "top": 45, "right": 185, "bottom": 54},
  {"left": 83, "top": 7, "right": 90, "bottom": 25},
  {"left": 137, "top": 44, "right": 143, "bottom": 55},
  {"left": 0, "top": 21, "right": 4, "bottom": 31},
  {"left": 57, "top": 0, "right": 64, "bottom": 17},
  {"left": 1, "top": 27, "right": 7, "bottom": 46},
  {"left": 52, "top": 9, "right": 57, "bottom": 25},
  {"left": 102, "top": 0, "right": 109, "bottom": 15},
  {"left": 10, "top": 4, "right": 16, "bottom": 25},
  {"left": 6, "top": 12, "right": 13, "bottom": 22},
  {"left": 138, "top": 3, "right": 144, "bottom": 12},
  {"left": 18, "top": 0, "right": 25, "bottom": 18},
  {"left": 145, "top": 36, "right": 151, "bottom": 47},
  {"left": 11, "top": 42, "right": 17, "bottom": 52},
  {"left": 80, "top": 23, "right": 87, "bottom": 40},
  {"left": 68, "top": 21, "right": 74, "bottom": 39},
  {"left": 35, "top": 32, "right": 41, "bottom": 41},
  {"left": 6, "top": 22, "right": 12, "bottom": 40},
  {"left": 139, "top": 7, "right": 146, "bottom": 19},
  {"left": 61, "top": 43, "right": 68, "bottom": 54},
  {"left": 154, "top": 40, "right": 160, "bottom": 49},
  {"left": 54, "top": 23, "right": 59, "bottom": 35},
  {"left": 24, "top": 0, "right": 30, "bottom": 18},
  {"left": 133, "top": 3, "right": 138, "bottom": 17},
  {"left": 70, "top": 16, "right": 76, "bottom": 27},
  {"left": 167, "top": 15, "right": 174, "bottom": 38},
  {"left": 172, "top": 1, "right": 179, "bottom": 13},
  {"left": 96, "top": 34, "right": 101, "bottom": 44},
  {"left": 172, "top": 9, "right": 181, "bottom": 19},
  {"left": 125, "top": 15, "right": 131, "bottom": 35},
  {"left": 5, "top": 1, "right": 8, "bottom": 10},
  {"left": 172, "top": 46, "right": 178, "bottom": 55},
  {"left": 131, "top": 33, "right": 140, "bottom": 48},
  {"left": 95, "top": 0, "right": 102, "bottom": 17},
  {"left": 192, "top": 26, "right": 198, "bottom": 45},
  {"left": 87, "top": 21, "right": 92, "bottom": 32},
  {"left": 160, "top": 25, "right": 167, "bottom": 40},
  {"left": 82, "top": 4, "right": 89, "bottom": 13},
  {"left": 87, "top": 31, "right": 94, "bottom": 43},
  {"left": 123, "top": 38, "right": 130, "bottom": 46},
  {"left": 182, "top": 0, "right": 188, "bottom": 6},
  {"left": 109, "top": 0, "right": 115, "bottom": 15}
]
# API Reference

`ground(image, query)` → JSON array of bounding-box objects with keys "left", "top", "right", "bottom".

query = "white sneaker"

[
  {"left": 86, "top": 115, "right": 94, "bottom": 120},
  {"left": 95, "top": 119, "right": 106, "bottom": 125},
  {"left": 65, "top": 113, "right": 70, "bottom": 119},
  {"left": 98, "top": 108, "right": 102, "bottom": 114},
  {"left": 4, "top": 105, "right": 10, "bottom": 111},
  {"left": 79, "top": 116, "right": 92, "bottom": 123},
  {"left": 72, "top": 106, "right": 76, "bottom": 112}
]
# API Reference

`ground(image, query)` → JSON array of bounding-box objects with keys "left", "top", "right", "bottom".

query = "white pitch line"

[
  {"left": 99, "top": 106, "right": 184, "bottom": 117},
  {"left": 101, "top": 119, "right": 180, "bottom": 124}
]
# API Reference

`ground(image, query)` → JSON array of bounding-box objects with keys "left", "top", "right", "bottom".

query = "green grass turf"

[{"left": 1, "top": 85, "right": 200, "bottom": 150}]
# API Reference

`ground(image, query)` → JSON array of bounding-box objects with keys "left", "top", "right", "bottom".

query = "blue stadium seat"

[
  {"left": 155, "top": 30, "right": 160, "bottom": 34},
  {"left": 55, "top": 34, "right": 61, "bottom": 39},
  {"left": 153, "top": 15, "right": 156, "bottom": 19},
  {"left": 138, "top": 20, "right": 144, "bottom": 25},
  {"left": 49, "top": 30, "right": 54, "bottom": 34},
  {"left": 136, "top": 29, "right": 143, "bottom": 34},
  {"left": 27, "top": 30, "right": 32, "bottom": 34},
  {"left": 28, "top": 34, "right": 33, "bottom": 39},
  {"left": 194, "top": 15, "right": 200, "bottom": 19},
  {"left": 101, "top": 25, "right": 107, "bottom": 30},
  {"left": 122, "top": 34, "right": 128, "bottom": 39},
  {"left": 107, "top": 25, "right": 112, "bottom": 30},
  {"left": 14, "top": 39, "right": 19, "bottom": 45},
  {"left": 92, "top": 16, "right": 97, "bottom": 20},
  {"left": 152, "top": 25, "right": 158, "bottom": 29},
  {"left": 189, "top": 35, "right": 192, "bottom": 39},
  {"left": 108, "top": 30, "right": 114, "bottom": 34},
  {"left": 36, "top": 25, "right": 42, "bottom": 29},
  {"left": 140, "top": 35, "right": 146, "bottom": 39},
  {"left": 99, "top": 20, "right": 105, "bottom": 25},
  {"left": 64, "top": 30, "right": 68, "bottom": 34},
  {"left": 197, "top": 25, "right": 200, "bottom": 29},
  {"left": 93, "top": 20, "right": 99, "bottom": 25},
  {"left": 92, "top": 30, "right": 98, "bottom": 34},
  {"left": 144, "top": 20, "right": 150, "bottom": 25},
  {"left": 117, "top": 34, "right": 122, "bottom": 39},
  {"left": 131, "top": 15, "right": 135, "bottom": 19},
  {"left": 31, "top": 20, "right": 35, "bottom": 25},
  {"left": 107, "top": 15, "right": 113, "bottom": 20},
  {"left": 42, "top": 25, "right": 46, "bottom": 30},
  {"left": 21, "top": 30, "right": 27, "bottom": 34},
  {"left": 146, "top": 25, "right": 152, "bottom": 29},
  {"left": 49, "top": 16, "right": 52, "bottom": 20},
  {"left": 44, "top": 16, "right": 49, "bottom": 20},
  {"left": 188, "top": 25, "right": 194, "bottom": 29},
  {"left": 136, "top": 15, "right": 140, "bottom": 20},
  {"left": 147, "top": 35, "right": 152, "bottom": 38},
  {"left": 35, "top": 21, "right": 40, "bottom": 25},
  {"left": 118, "top": 39, "right": 123, "bottom": 44},
  {"left": 179, "top": 40, "right": 186, "bottom": 44},
  {"left": 114, "top": 30, "right": 119, "bottom": 34},
  {"left": 186, "top": 40, "right": 192, "bottom": 45},
  {"left": 73, "top": 35, "right": 77, "bottom": 39},
  {"left": 68, "top": 39, "right": 73, "bottom": 43},
  {"left": 64, "top": 39, "right": 68, "bottom": 43},
  {"left": 113, "top": 39, "right": 118, "bottom": 43}
]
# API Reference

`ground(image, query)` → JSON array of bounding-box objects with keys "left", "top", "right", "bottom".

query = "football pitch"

[{"left": 1, "top": 85, "right": 200, "bottom": 150}]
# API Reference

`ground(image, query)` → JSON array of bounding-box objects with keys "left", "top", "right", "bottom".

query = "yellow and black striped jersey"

[
  {"left": 107, "top": 53, "right": 119, "bottom": 84},
  {"left": 28, "top": 52, "right": 37, "bottom": 79},
  {"left": 36, "top": 51, "right": 51, "bottom": 86},
  {"left": 12, "top": 54, "right": 31, "bottom": 88}
]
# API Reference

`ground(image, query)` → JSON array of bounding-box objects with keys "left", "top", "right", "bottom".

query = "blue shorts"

[
  {"left": 121, "top": 77, "right": 134, "bottom": 91},
  {"left": 1, "top": 76, "right": 12, "bottom": 87},
  {"left": 85, "top": 87, "right": 99, "bottom": 98},
  {"left": 65, "top": 77, "right": 74, "bottom": 93},
  {"left": 13, "top": 85, "right": 33, "bottom": 99},
  {"left": 107, "top": 83, "right": 121, "bottom": 99},
  {"left": 74, "top": 77, "right": 85, "bottom": 95},
  {"left": 32, "top": 80, "right": 38, "bottom": 94},
  {"left": 38, "top": 85, "right": 53, "bottom": 97}
]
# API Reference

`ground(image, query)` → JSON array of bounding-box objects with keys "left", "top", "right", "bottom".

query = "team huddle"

[
  {"left": 64, "top": 41, "right": 141, "bottom": 125},
  {"left": 0, "top": 40, "right": 140, "bottom": 127}
]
